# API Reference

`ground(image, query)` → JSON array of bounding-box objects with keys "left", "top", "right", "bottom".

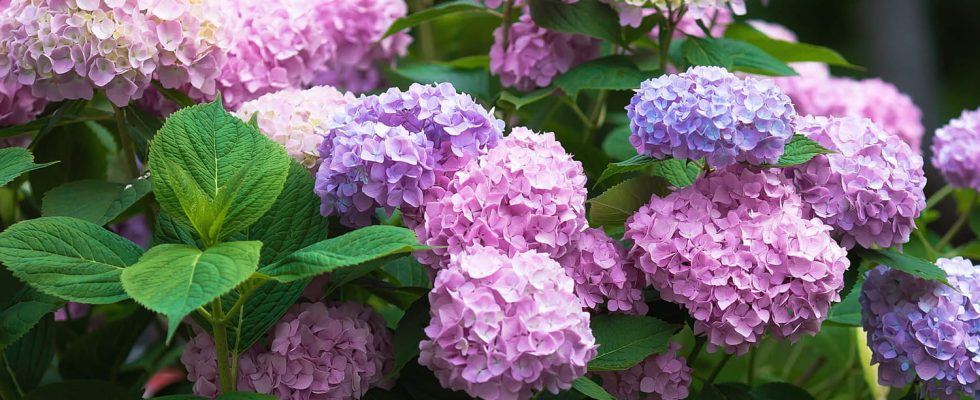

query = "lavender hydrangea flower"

[
  {"left": 0, "top": 79, "right": 45, "bottom": 127},
  {"left": 932, "top": 108, "right": 980, "bottom": 191},
  {"left": 626, "top": 166, "right": 849, "bottom": 354},
  {"left": 861, "top": 258, "right": 980, "bottom": 400},
  {"left": 418, "top": 245, "right": 597, "bottom": 400},
  {"left": 627, "top": 66, "right": 796, "bottom": 168},
  {"left": 557, "top": 228, "right": 648, "bottom": 314},
  {"left": 181, "top": 333, "right": 261, "bottom": 399},
  {"left": 598, "top": 343, "right": 692, "bottom": 400},
  {"left": 236, "top": 86, "right": 356, "bottom": 170},
  {"left": 490, "top": 14, "right": 599, "bottom": 91},
  {"left": 785, "top": 116, "right": 926, "bottom": 249},
  {"left": 414, "top": 127, "right": 588, "bottom": 270}
]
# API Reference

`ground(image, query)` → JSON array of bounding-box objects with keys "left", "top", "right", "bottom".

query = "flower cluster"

[
  {"left": 861, "top": 258, "right": 980, "bottom": 400},
  {"left": 419, "top": 245, "right": 597, "bottom": 400},
  {"left": 182, "top": 301, "right": 393, "bottom": 400},
  {"left": 414, "top": 127, "right": 588, "bottom": 270},
  {"left": 627, "top": 66, "right": 796, "bottom": 168},
  {"left": 557, "top": 228, "right": 648, "bottom": 314},
  {"left": 0, "top": 0, "right": 229, "bottom": 106},
  {"left": 598, "top": 343, "right": 692, "bottom": 400},
  {"left": 624, "top": 0, "right": 746, "bottom": 22},
  {"left": 625, "top": 166, "right": 849, "bottom": 354},
  {"left": 0, "top": 79, "right": 45, "bottom": 127},
  {"left": 932, "top": 108, "right": 980, "bottom": 191},
  {"left": 785, "top": 116, "right": 926, "bottom": 249},
  {"left": 235, "top": 86, "right": 356, "bottom": 170},
  {"left": 490, "top": 14, "right": 599, "bottom": 91}
]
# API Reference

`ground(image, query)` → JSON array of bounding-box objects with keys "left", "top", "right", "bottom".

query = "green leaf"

[
  {"left": 122, "top": 105, "right": 163, "bottom": 159},
  {"left": 30, "top": 123, "right": 110, "bottom": 199},
  {"left": 595, "top": 155, "right": 701, "bottom": 188},
  {"left": 497, "top": 87, "right": 554, "bottom": 111},
  {"left": 152, "top": 210, "right": 200, "bottom": 247},
  {"left": 382, "top": 257, "right": 430, "bottom": 288},
  {"left": 247, "top": 161, "right": 329, "bottom": 266},
  {"left": 383, "top": 296, "right": 430, "bottom": 384},
  {"left": 121, "top": 241, "right": 261, "bottom": 341},
  {"left": 261, "top": 226, "right": 428, "bottom": 283},
  {"left": 0, "top": 217, "right": 144, "bottom": 304},
  {"left": 4, "top": 315, "right": 55, "bottom": 392},
  {"left": 42, "top": 176, "right": 151, "bottom": 225},
  {"left": 228, "top": 280, "right": 308, "bottom": 353},
  {"left": 601, "top": 124, "right": 635, "bottom": 161},
  {"left": 752, "top": 382, "right": 815, "bottom": 400},
  {"left": 587, "top": 176, "right": 670, "bottom": 228},
  {"left": 572, "top": 377, "right": 615, "bottom": 400},
  {"left": 148, "top": 97, "right": 291, "bottom": 244},
  {"left": 853, "top": 248, "right": 948, "bottom": 284},
  {"left": 684, "top": 37, "right": 796, "bottom": 76},
  {"left": 391, "top": 64, "right": 494, "bottom": 103},
  {"left": 0, "top": 104, "right": 111, "bottom": 139},
  {"left": 827, "top": 280, "right": 862, "bottom": 327},
  {"left": 724, "top": 22, "right": 858, "bottom": 68},
  {"left": 59, "top": 309, "right": 153, "bottom": 382},
  {"left": 588, "top": 314, "right": 678, "bottom": 371},
  {"left": 0, "top": 147, "right": 57, "bottom": 187},
  {"left": 528, "top": 0, "right": 626, "bottom": 46},
  {"left": 152, "top": 81, "right": 195, "bottom": 108},
  {"left": 447, "top": 55, "right": 491, "bottom": 69},
  {"left": 554, "top": 56, "right": 651, "bottom": 100},
  {"left": 771, "top": 134, "right": 833, "bottom": 167},
  {"left": 0, "top": 288, "right": 63, "bottom": 350},
  {"left": 383, "top": 0, "right": 492, "bottom": 38},
  {"left": 22, "top": 380, "right": 136, "bottom": 400}
]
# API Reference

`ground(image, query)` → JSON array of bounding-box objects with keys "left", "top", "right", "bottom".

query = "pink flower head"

[
  {"left": 490, "top": 14, "right": 599, "bottom": 91},
  {"left": 414, "top": 127, "right": 588, "bottom": 270},
  {"left": 599, "top": 343, "right": 692, "bottom": 400},
  {"left": 418, "top": 245, "right": 597, "bottom": 400},
  {"left": 0, "top": 79, "right": 45, "bottom": 127},
  {"left": 557, "top": 228, "right": 648, "bottom": 314},
  {"left": 235, "top": 86, "right": 356, "bottom": 170},
  {"left": 786, "top": 115, "right": 926, "bottom": 249},
  {"left": 932, "top": 108, "right": 980, "bottom": 191},
  {"left": 625, "top": 165, "right": 849, "bottom": 354},
  {"left": 181, "top": 332, "right": 262, "bottom": 399}
]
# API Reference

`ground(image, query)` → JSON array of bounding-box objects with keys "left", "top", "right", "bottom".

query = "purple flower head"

[
  {"left": 418, "top": 245, "right": 597, "bottom": 400},
  {"left": 0, "top": 79, "right": 45, "bottom": 127},
  {"left": 785, "top": 115, "right": 926, "bottom": 249},
  {"left": 111, "top": 215, "right": 151, "bottom": 249},
  {"left": 490, "top": 14, "right": 599, "bottom": 91},
  {"left": 414, "top": 127, "right": 588, "bottom": 270},
  {"left": 181, "top": 332, "right": 262, "bottom": 399},
  {"left": 236, "top": 86, "right": 356, "bottom": 170},
  {"left": 557, "top": 228, "right": 648, "bottom": 314},
  {"left": 627, "top": 66, "right": 796, "bottom": 168},
  {"left": 932, "top": 108, "right": 980, "bottom": 191},
  {"left": 598, "top": 343, "right": 692, "bottom": 400},
  {"left": 625, "top": 165, "right": 849, "bottom": 354},
  {"left": 861, "top": 258, "right": 980, "bottom": 400}
]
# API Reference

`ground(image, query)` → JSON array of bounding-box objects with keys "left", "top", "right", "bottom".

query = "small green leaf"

[
  {"left": 261, "top": 226, "right": 428, "bottom": 283},
  {"left": 497, "top": 87, "right": 555, "bottom": 111},
  {"left": 0, "top": 217, "right": 144, "bottom": 304},
  {"left": 601, "top": 124, "right": 635, "bottom": 161},
  {"left": 554, "top": 56, "right": 651, "bottom": 100},
  {"left": 684, "top": 37, "right": 796, "bottom": 76},
  {"left": 572, "top": 377, "right": 615, "bottom": 400},
  {"left": 724, "top": 22, "right": 859, "bottom": 69},
  {"left": 0, "top": 288, "right": 63, "bottom": 350},
  {"left": 588, "top": 176, "right": 670, "bottom": 228},
  {"left": 752, "top": 382, "right": 816, "bottom": 400},
  {"left": 594, "top": 154, "right": 655, "bottom": 187},
  {"left": 827, "top": 280, "right": 862, "bottom": 327},
  {"left": 391, "top": 64, "right": 494, "bottom": 103},
  {"left": 22, "top": 380, "right": 136, "bottom": 400},
  {"left": 588, "top": 314, "right": 679, "bottom": 371},
  {"left": 42, "top": 176, "right": 151, "bottom": 225},
  {"left": 121, "top": 241, "right": 261, "bottom": 341},
  {"left": 854, "top": 248, "right": 948, "bottom": 283},
  {"left": 771, "top": 134, "right": 834, "bottom": 167},
  {"left": 383, "top": 0, "right": 493, "bottom": 38},
  {"left": 595, "top": 155, "right": 701, "bottom": 188},
  {"left": 0, "top": 147, "right": 57, "bottom": 187},
  {"left": 528, "top": 0, "right": 626, "bottom": 46}
]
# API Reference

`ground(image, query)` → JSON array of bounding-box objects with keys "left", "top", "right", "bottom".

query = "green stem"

[
  {"left": 747, "top": 347, "right": 756, "bottom": 386},
  {"left": 561, "top": 97, "right": 595, "bottom": 130},
  {"left": 0, "top": 353, "right": 23, "bottom": 400},
  {"left": 687, "top": 336, "right": 706, "bottom": 367},
  {"left": 211, "top": 298, "right": 235, "bottom": 394},
  {"left": 706, "top": 353, "right": 731, "bottom": 385},
  {"left": 914, "top": 228, "right": 938, "bottom": 260},
  {"left": 585, "top": 90, "right": 609, "bottom": 143},
  {"left": 936, "top": 190, "right": 977, "bottom": 251},
  {"left": 501, "top": 0, "right": 514, "bottom": 50},
  {"left": 112, "top": 106, "right": 139, "bottom": 180},
  {"left": 411, "top": 0, "right": 436, "bottom": 60},
  {"left": 925, "top": 185, "right": 954, "bottom": 211}
]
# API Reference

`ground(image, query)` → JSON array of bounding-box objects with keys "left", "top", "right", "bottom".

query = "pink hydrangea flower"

[
  {"left": 626, "top": 166, "right": 849, "bottom": 354},
  {"left": 414, "top": 127, "right": 588, "bottom": 270},
  {"left": 490, "top": 14, "right": 599, "bottom": 91},
  {"left": 557, "top": 228, "right": 648, "bottom": 314},
  {"left": 0, "top": 79, "right": 45, "bottom": 127},
  {"left": 235, "top": 86, "right": 356, "bottom": 170},
  {"left": 181, "top": 333, "right": 261, "bottom": 399},
  {"left": 598, "top": 343, "right": 692, "bottom": 400},
  {"left": 419, "top": 245, "right": 597, "bottom": 400},
  {"left": 932, "top": 108, "right": 980, "bottom": 191}
]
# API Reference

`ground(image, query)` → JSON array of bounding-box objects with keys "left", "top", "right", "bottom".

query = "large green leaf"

[
  {"left": 572, "top": 377, "right": 615, "bottom": 400},
  {"left": 148, "top": 97, "right": 290, "bottom": 244},
  {"left": 724, "top": 22, "right": 858, "bottom": 68},
  {"left": 22, "top": 380, "right": 136, "bottom": 400},
  {"left": 853, "top": 248, "right": 948, "bottom": 284},
  {"left": 261, "top": 226, "right": 428, "bottom": 282},
  {"left": 246, "top": 161, "right": 329, "bottom": 266},
  {"left": 121, "top": 241, "right": 261, "bottom": 340},
  {"left": 769, "top": 134, "right": 833, "bottom": 167},
  {"left": 30, "top": 123, "right": 110, "bottom": 199},
  {"left": 59, "top": 309, "right": 153, "bottom": 382},
  {"left": 588, "top": 314, "right": 678, "bottom": 371},
  {"left": 683, "top": 37, "right": 796, "bottom": 76},
  {"left": 0, "top": 287, "right": 63, "bottom": 350},
  {"left": 827, "top": 280, "right": 862, "bottom": 327},
  {"left": 42, "top": 176, "right": 151, "bottom": 225},
  {"left": 0, "top": 147, "right": 57, "bottom": 187},
  {"left": 4, "top": 315, "right": 55, "bottom": 392},
  {"left": 528, "top": 0, "right": 625, "bottom": 46},
  {"left": 0, "top": 217, "right": 143, "bottom": 304},
  {"left": 595, "top": 155, "right": 701, "bottom": 188},
  {"left": 588, "top": 176, "right": 670, "bottom": 227},
  {"left": 554, "top": 56, "right": 651, "bottom": 100},
  {"left": 384, "top": 0, "right": 493, "bottom": 38}
]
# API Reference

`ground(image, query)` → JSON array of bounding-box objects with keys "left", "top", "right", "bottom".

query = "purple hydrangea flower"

[
  {"left": 557, "top": 228, "right": 648, "bottom": 314},
  {"left": 414, "top": 127, "right": 588, "bottom": 270},
  {"left": 627, "top": 66, "right": 796, "bottom": 168},
  {"left": 0, "top": 79, "right": 45, "bottom": 127},
  {"left": 625, "top": 166, "right": 849, "bottom": 354},
  {"left": 861, "top": 258, "right": 980, "bottom": 400},
  {"left": 181, "top": 332, "right": 262, "bottom": 399},
  {"left": 110, "top": 215, "right": 151, "bottom": 249},
  {"left": 490, "top": 14, "right": 599, "bottom": 91},
  {"left": 418, "top": 245, "right": 597, "bottom": 400},
  {"left": 932, "top": 108, "right": 980, "bottom": 191},
  {"left": 598, "top": 343, "right": 692, "bottom": 400},
  {"left": 53, "top": 302, "right": 91, "bottom": 322},
  {"left": 785, "top": 115, "right": 926, "bottom": 249}
]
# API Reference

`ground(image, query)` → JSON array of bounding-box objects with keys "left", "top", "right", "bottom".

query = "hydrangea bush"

[{"left": 0, "top": 1, "right": 973, "bottom": 400}]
